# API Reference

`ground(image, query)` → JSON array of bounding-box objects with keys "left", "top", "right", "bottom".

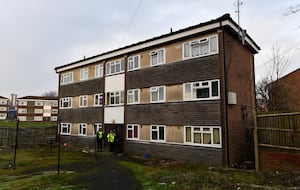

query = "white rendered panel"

[
  {"left": 105, "top": 74, "right": 125, "bottom": 92},
  {"left": 104, "top": 107, "right": 124, "bottom": 124}
]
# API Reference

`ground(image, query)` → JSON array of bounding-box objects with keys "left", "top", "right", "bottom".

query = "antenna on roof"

[{"left": 235, "top": 0, "right": 245, "bottom": 45}]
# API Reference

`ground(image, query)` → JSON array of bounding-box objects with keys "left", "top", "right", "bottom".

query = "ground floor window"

[
  {"left": 127, "top": 124, "right": 139, "bottom": 140},
  {"left": 151, "top": 125, "right": 165, "bottom": 142},
  {"left": 61, "top": 123, "right": 71, "bottom": 135},
  {"left": 94, "top": 123, "right": 102, "bottom": 136},
  {"left": 185, "top": 126, "right": 221, "bottom": 148},
  {"left": 78, "top": 123, "right": 87, "bottom": 136}
]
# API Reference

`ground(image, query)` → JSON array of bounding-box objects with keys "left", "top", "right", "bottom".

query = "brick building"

[
  {"left": 17, "top": 96, "right": 58, "bottom": 122},
  {"left": 55, "top": 14, "right": 260, "bottom": 165},
  {"left": 0, "top": 96, "right": 9, "bottom": 120}
]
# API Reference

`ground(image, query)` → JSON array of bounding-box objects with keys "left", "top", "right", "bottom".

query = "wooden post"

[
  {"left": 13, "top": 119, "right": 19, "bottom": 169},
  {"left": 253, "top": 112, "right": 260, "bottom": 171}
]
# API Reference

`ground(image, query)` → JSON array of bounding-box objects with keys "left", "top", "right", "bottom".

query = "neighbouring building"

[
  {"left": 0, "top": 96, "right": 9, "bottom": 120},
  {"left": 273, "top": 68, "right": 300, "bottom": 111},
  {"left": 55, "top": 14, "right": 260, "bottom": 165},
  {"left": 17, "top": 96, "right": 58, "bottom": 122}
]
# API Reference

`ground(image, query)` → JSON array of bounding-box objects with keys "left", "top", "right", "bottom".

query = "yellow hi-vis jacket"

[
  {"left": 107, "top": 133, "right": 114, "bottom": 143},
  {"left": 97, "top": 131, "right": 103, "bottom": 139}
]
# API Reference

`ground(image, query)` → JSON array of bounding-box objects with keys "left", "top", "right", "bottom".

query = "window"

[
  {"left": 34, "top": 116, "right": 43, "bottom": 121},
  {"left": 185, "top": 126, "right": 221, "bottom": 148},
  {"left": 106, "top": 59, "right": 125, "bottom": 75},
  {"left": 127, "top": 89, "right": 140, "bottom": 104},
  {"left": 95, "top": 64, "right": 104, "bottom": 78},
  {"left": 184, "top": 80, "right": 219, "bottom": 101},
  {"left": 80, "top": 68, "right": 89, "bottom": 81},
  {"left": 151, "top": 125, "right": 165, "bottom": 142},
  {"left": 79, "top": 95, "right": 88, "bottom": 107},
  {"left": 78, "top": 123, "right": 87, "bottom": 136},
  {"left": 94, "top": 93, "right": 103, "bottom": 107},
  {"left": 94, "top": 123, "right": 102, "bottom": 136},
  {"left": 128, "top": 55, "right": 140, "bottom": 71},
  {"left": 35, "top": 101, "right": 43, "bottom": 106},
  {"left": 106, "top": 91, "right": 124, "bottom": 106},
  {"left": 150, "top": 86, "right": 165, "bottom": 103},
  {"left": 61, "top": 123, "right": 71, "bottom": 135},
  {"left": 51, "top": 109, "right": 58, "bottom": 114},
  {"left": 127, "top": 124, "right": 139, "bottom": 140},
  {"left": 0, "top": 100, "right": 7, "bottom": 105},
  {"left": 61, "top": 72, "right": 73, "bottom": 85},
  {"left": 183, "top": 35, "right": 218, "bottom": 59},
  {"left": 18, "top": 101, "right": 27, "bottom": 106},
  {"left": 34, "top": 109, "right": 43, "bottom": 113},
  {"left": 51, "top": 116, "right": 57, "bottom": 121},
  {"left": 60, "top": 97, "right": 72, "bottom": 109},
  {"left": 150, "top": 49, "right": 165, "bottom": 66},
  {"left": 0, "top": 107, "right": 7, "bottom": 111}
]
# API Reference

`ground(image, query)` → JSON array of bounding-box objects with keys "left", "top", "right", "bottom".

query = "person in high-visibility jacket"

[
  {"left": 107, "top": 130, "right": 115, "bottom": 152},
  {"left": 96, "top": 128, "right": 104, "bottom": 152}
]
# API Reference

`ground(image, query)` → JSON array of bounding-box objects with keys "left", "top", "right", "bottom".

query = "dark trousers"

[
  {"left": 109, "top": 142, "right": 114, "bottom": 152},
  {"left": 97, "top": 139, "right": 103, "bottom": 151}
]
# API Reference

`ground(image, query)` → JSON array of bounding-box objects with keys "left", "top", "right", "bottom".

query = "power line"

[{"left": 119, "top": 0, "right": 143, "bottom": 48}]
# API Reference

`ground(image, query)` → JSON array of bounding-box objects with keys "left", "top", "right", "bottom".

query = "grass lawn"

[
  {"left": 1, "top": 145, "right": 299, "bottom": 190},
  {"left": 119, "top": 156, "right": 300, "bottom": 190},
  {"left": 0, "top": 120, "right": 56, "bottom": 128}
]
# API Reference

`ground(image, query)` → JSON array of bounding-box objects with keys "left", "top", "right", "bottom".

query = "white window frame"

[
  {"left": 150, "top": 125, "right": 166, "bottom": 142},
  {"left": 150, "top": 49, "right": 165, "bottom": 66},
  {"left": 93, "top": 123, "right": 102, "bottom": 136},
  {"left": 35, "top": 101, "right": 43, "bottom": 106},
  {"left": 60, "top": 123, "right": 71, "bottom": 135},
  {"left": 0, "top": 100, "right": 8, "bottom": 105},
  {"left": 184, "top": 79, "right": 220, "bottom": 101},
  {"left": 78, "top": 123, "right": 87, "bottom": 136},
  {"left": 150, "top": 86, "right": 166, "bottom": 103},
  {"left": 127, "top": 89, "right": 140, "bottom": 104},
  {"left": 128, "top": 55, "right": 140, "bottom": 71},
  {"left": 184, "top": 126, "right": 222, "bottom": 148},
  {"left": 34, "top": 116, "right": 43, "bottom": 121},
  {"left": 183, "top": 35, "right": 218, "bottom": 59},
  {"left": 94, "top": 93, "right": 103, "bottom": 107},
  {"left": 34, "top": 109, "right": 43, "bottom": 114},
  {"left": 80, "top": 68, "right": 89, "bottom": 81},
  {"left": 61, "top": 72, "right": 73, "bottom": 85},
  {"left": 106, "top": 59, "right": 125, "bottom": 75},
  {"left": 95, "top": 64, "right": 104, "bottom": 78},
  {"left": 60, "top": 97, "right": 72, "bottom": 109},
  {"left": 79, "top": 95, "right": 88, "bottom": 108},
  {"left": 51, "top": 116, "right": 58, "bottom": 121},
  {"left": 0, "top": 107, "right": 7, "bottom": 111},
  {"left": 126, "top": 124, "right": 139, "bottom": 140},
  {"left": 106, "top": 91, "right": 124, "bottom": 106}
]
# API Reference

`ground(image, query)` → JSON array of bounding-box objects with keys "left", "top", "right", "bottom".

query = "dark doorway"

[{"left": 104, "top": 124, "right": 125, "bottom": 153}]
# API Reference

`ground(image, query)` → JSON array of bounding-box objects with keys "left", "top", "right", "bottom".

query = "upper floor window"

[
  {"left": 106, "top": 59, "right": 125, "bottom": 75},
  {"left": 78, "top": 123, "right": 87, "bottom": 136},
  {"left": 184, "top": 80, "right": 219, "bottom": 101},
  {"left": 150, "top": 86, "right": 165, "bottom": 103},
  {"left": 106, "top": 91, "right": 124, "bottom": 106},
  {"left": 185, "top": 126, "right": 221, "bottom": 148},
  {"left": 183, "top": 35, "right": 218, "bottom": 59},
  {"left": 0, "top": 107, "right": 7, "bottom": 111},
  {"left": 60, "top": 97, "right": 72, "bottom": 109},
  {"left": 128, "top": 55, "right": 140, "bottom": 71},
  {"left": 94, "top": 93, "right": 103, "bottom": 107},
  {"left": 18, "top": 101, "right": 27, "bottom": 106},
  {"left": 79, "top": 95, "right": 88, "bottom": 107},
  {"left": 151, "top": 125, "right": 165, "bottom": 142},
  {"left": 35, "top": 101, "right": 43, "bottom": 106},
  {"left": 95, "top": 64, "right": 104, "bottom": 78},
  {"left": 0, "top": 100, "right": 8, "bottom": 105},
  {"left": 127, "top": 89, "right": 140, "bottom": 104},
  {"left": 150, "top": 49, "right": 165, "bottom": 66},
  {"left": 80, "top": 68, "right": 89, "bottom": 81},
  {"left": 60, "top": 123, "right": 71, "bottom": 135},
  {"left": 61, "top": 72, "right": 73, "bottom": 85}
]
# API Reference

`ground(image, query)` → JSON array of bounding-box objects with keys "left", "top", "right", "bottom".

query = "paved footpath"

[{"left": 71, "top": 151, "right": 143, "bottom": 190}]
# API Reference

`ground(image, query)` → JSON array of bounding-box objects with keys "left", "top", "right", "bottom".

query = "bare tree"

[
  {"left": 42, "top": 91, "right": 57, "bottom": 97},
  {"left": 256, "top": 45, "right": 293, "bottom": 112},
  {"left": 283, "top": 4, "right": 300, "bottom": 16}
]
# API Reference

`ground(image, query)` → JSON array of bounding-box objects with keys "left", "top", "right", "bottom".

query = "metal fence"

[{"left": 0, "top": 126, "right": 56, "bottom": 148}]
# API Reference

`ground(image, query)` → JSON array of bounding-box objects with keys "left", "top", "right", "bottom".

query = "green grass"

[
  {"left": 119, "top": 158, "right": 300, "bottom": 190},
  {"left": 0, "top": 148, "right": 83, "bottom": 190}
]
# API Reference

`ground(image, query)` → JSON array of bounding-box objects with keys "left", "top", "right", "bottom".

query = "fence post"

[
  {"left": 254, "top": 112, "right": 260, "bottom": 172},
  {"left": 13, "top": 119, "right": 19, "bottom": 169}
]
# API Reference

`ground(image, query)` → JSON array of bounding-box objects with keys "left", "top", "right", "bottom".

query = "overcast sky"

[{"left": 0, "top": 0, "right": 299, "bottom": 98}]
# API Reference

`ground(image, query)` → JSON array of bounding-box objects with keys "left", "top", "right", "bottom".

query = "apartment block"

[
  {"left": 17, "top": 96, "right": 58, "bottom": 122},
  {"left": 55, "top": 14, "right": 260, "bottom": 165},
  {"left": 0, "top": 96, "right": 9, "bottom": 120}
]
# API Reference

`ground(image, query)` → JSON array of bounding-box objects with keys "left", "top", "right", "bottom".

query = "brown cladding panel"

[
  {"left": 127, "top": 101, "right": 221, "bottom": 126},
  {"left": 127, "top": 55, "right": 220, "bottom": 89},
  {"left": 59, "top": 78, "right": 104, "bottom": 97},
  {"left": 59, "top": 107, "right": 103, "bottom": 123}
]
